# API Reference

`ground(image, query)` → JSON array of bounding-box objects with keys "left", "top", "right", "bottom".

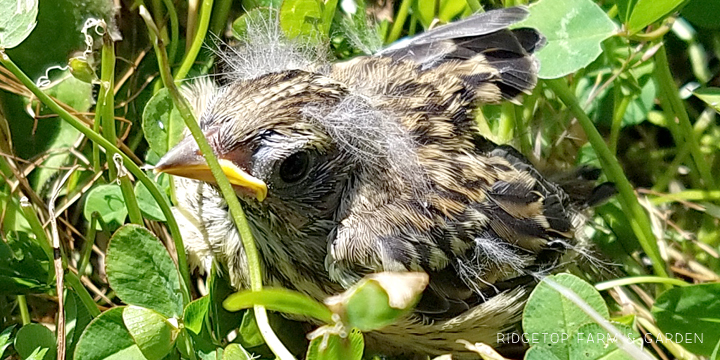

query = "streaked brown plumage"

[{"left": 155, "top": 7, "right": 612, "bottom": 358}]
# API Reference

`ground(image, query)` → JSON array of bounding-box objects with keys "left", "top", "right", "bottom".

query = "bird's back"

[{"left": 322, "top": 11, "right": 611, "bottom": 357}]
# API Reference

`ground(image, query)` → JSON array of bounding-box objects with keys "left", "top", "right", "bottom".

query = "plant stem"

[
  {"left": 139, "top": 7, "right": 294, "bottom": 359},
  {"left": 545, "top": 78, "right": 670, "bottom": 281},
  {"left": 386, "top": 0, "right": 413, "bottom": 44},
  {"left": 78, "top": 213, "right": 98, "bottom": 277},
  {"left": 210, "top": 0, "right": 232, "bottom": 36},
  {"left": 99, "top": 33, "right": 118, "bottom": 180},
  {"left": 0, "top": 50, "right": 193, "bottom": 306},
  {"left": 654, "top": 45, "right": 717, "bottom": 190},
  {"left": 118, "top": 166, "right": 144, "bottom": 225},
  {"left": 162, "top": 0, "right": 180, "bottom": 64},
  {"left": 595, "top": 276, "right": 689, "bottom": 291},
  {"left": 65, "top": 271, "right": 101, "bottom": 317},
  {"left": 19, "top": 197, "right": 54, "bottom": 263},
  {"left": 17, "top": 295, "right": 30, "bottom": 325},
  {"left": 610, "top": 87, "right": 631, "bottom": 154},
  {"left": 636, "top": 317, "right": 699, "bottom": 360},
  {"left": 498, "top": 102, "right": 516, "bottom": 143},
  {"left": 466, "top": 0, "right": 482, "bottom": 12},
  {"left": 175, "top": 0, "right": 214, "bottom": 82},
  {"left": 650, "top": 189, "right": 720, "bottom": 205}
]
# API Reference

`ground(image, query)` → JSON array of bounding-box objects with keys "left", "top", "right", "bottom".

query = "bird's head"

[{"left": 155, "top": 70, "right": 357, "bottom": 230}]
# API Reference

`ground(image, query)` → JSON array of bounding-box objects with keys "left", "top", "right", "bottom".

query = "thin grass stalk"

[
  {"left": 0, "top": 50, "right": 193, "bottom": 305},
  {"left": 139, "top": 8, "right": 295, "bottom": 359},
  {"left": 545, "top": 78, "right": 670, "bottom": 281}
]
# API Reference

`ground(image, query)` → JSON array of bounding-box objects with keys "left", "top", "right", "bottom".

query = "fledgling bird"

[{"left": 155, "top": 7, "right": 612, "bottom": 358}]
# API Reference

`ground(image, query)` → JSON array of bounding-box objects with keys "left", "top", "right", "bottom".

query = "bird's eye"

[{"left": 279, "top": 151, "right": 311, "bottom": 183}]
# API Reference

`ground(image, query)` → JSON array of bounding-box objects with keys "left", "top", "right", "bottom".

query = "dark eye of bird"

[{"left": 279, "top": 151, "right": 311, "bottom": 183}]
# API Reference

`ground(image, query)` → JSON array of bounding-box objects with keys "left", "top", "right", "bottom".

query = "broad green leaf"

[
  {"left": 306, "top": 328, "right": 363, "bottom": 360},
  {"left": 106, "top": 225, "right": 184, "bottom": 318},
  {"left": 652, "top": 283, "right": 720, "bottom": 356},
  {"left": 222, "top": 344, "right": 253, "bottom": 360},
  {"left": 183, "top": 296, "right": 209, "bottom": 335},
  {"left": 694, "top": 87, "right": 720, "bottom": 113},
  {"left": 123, "top": 306, "right": 178, "bottom": 360},
  {"left": 0, "top": 325, "right": 16, "bottom": 358},
  {"left": 65, "top": 290, "right": 93, "bottom": 357},
  {"left": 83, "top": 184, "right": 127, "bottom": 230},
  {"left": 26, "top": 348, "right": 50, "bottom": 360},
  {"left": 321, "top": 0, "right": 338, "bottom": 35},
  {"left": 0, "top": 0, "right": 38, "bottom": 48},
  {"left": 517, "top": 0, "right": 618, "bottom": 79},
  {"left": 223, "top": 287, "right": 333, "bottom": 324},
  {"left": 569, "top": 323, "right": 641, "bottom": 360},
  {"left": 14, "top": 323, "right": 55, "bottom": 360},
  {"left": 0, "top": 188, "right": 31, "bottom": 233},
  {"left": 327, "top": 273, "right": 427, "bottom": 332},
  {"left": 134, "top": 174, "right": 169, "bottom": 222},
  {"left": 412, "top": 0, "right": 435, "bottom": 29},
  {"left": 0, "top": 232, "right": 50, "bottom": 295},
  {"left": 32, "top": 74, "right": 91, "bottom": 192},
  {"left": 142, "top": 88, "right": 185, "bottom": 156},
  {"left": 523, "top": 273, "right": 609, "bottom": 360},
  {"left": 616, "top": 0, "right": 639, "bottom": 23},
  {"left": 525, "top": 345, "right": 563, "bottom": 360},
  {"left": 208, "top": 269, "right": 244, "bottom": 340},
  {"left": 438, "top": 0, "right": 467, "bottom": 23},
  {"left": 238, "top": 310, "right": 265, "bottom": 348},
  {"left": 74, "top": 307, "right": 146, "bottom": 360},
  {"left": 682, "top": 0, "right": 720, "bottom": 29},
  {"left": 627, "top": 0, "right": 685, "bottom": 35},
  {"left": 280, "top": 0, "right": 323, "bottom": 40}
]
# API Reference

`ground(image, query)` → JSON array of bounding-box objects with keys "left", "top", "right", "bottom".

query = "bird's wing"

[
  {"left": 333, "top": 9, "right": 544, "bottom": 104},
  {"left": 326, "top": 146, "right": 589, "bottom": 319},
  {"left": 375, "top": 7, "right": 545, "bottom": 100}
]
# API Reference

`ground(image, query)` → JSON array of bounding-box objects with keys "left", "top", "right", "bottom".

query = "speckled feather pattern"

[{"left": 168, "top": 7, "right": 601, "bottom": 358}]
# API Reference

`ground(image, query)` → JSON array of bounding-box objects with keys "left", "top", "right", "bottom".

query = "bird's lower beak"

[{"left": 154, "top": 136, "right": 268, "bottom": 202}]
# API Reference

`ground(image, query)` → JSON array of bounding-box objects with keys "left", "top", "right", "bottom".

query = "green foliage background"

[{"left": 1, "top": 0, "right": 720, "bottom": 358}]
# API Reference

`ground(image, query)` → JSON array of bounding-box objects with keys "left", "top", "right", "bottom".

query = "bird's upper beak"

[{"left": 154, "top": 134, "right": 268, "bottom": 202}]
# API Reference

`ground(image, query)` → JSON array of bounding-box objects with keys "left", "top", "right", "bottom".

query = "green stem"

[
  {"left": 139, "top": 8, "right": 294, "bottom": 359},
  {"left": 386, "top": 0, "right": 413, "bottom": 44},
  {"left": 175, "top": 0, "right": 214, "bottom": 82},
  {"left": 517, "top": 90, "right": 538, "bottom": 156},
  {"left": 545, "top": 78, "right": 670, "bottom": 281},
  {"left": 65, "top": 272, "right": 101, "bottom": 317},
  {"left": 654, "top": 45, "right": 717, "bottom": 190},
  {"left": 650, "top": 189, "right": 720, "bottom": 205},
  {"left": 636, "top": 317, "right": 698, "bottom": 360},
  {"left": 17, "top": 295, "right": 30, "bottom": 325},
  {"left": 162, "top": 0, "right": 180, "bottom": 64},
  {"left": 210, "top": 0, "right": 232, "bottom": 36},
  {"left": 0, "top": 50, "right": 193, "bottom": 306},
  {"left": 118, "top": 167, "right": 144, "bottom": 225},
  {"left": 652, "top": 144, "right": 689, "bottom": 192},
  {"left": 595, "top": 276, "right": 689, "bottom": 291},
  {"left": 610, "top": 87, "right": 631, "bottom": 154},
  {"left": 19, "top": 198, "right": 54, "bottom": 263},
  {"left": 466, "top": 0, "right": 482, "bottom": 12},
  {"left": 92, "top": 113, "right": 101, "bottom": 173},
  {"left": 78, "top": 213, "right": 98, "bottom": 277},
  {"left": 498, "top": 102, "right": 516, "bottom": 143},
  {"left": 99, "top": 33, "right": 118, "bottom": 180}
]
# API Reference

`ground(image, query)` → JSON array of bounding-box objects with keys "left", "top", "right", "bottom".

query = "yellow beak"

[{"left": 154, "top": 136, "right": 268, "bottom": 202}]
